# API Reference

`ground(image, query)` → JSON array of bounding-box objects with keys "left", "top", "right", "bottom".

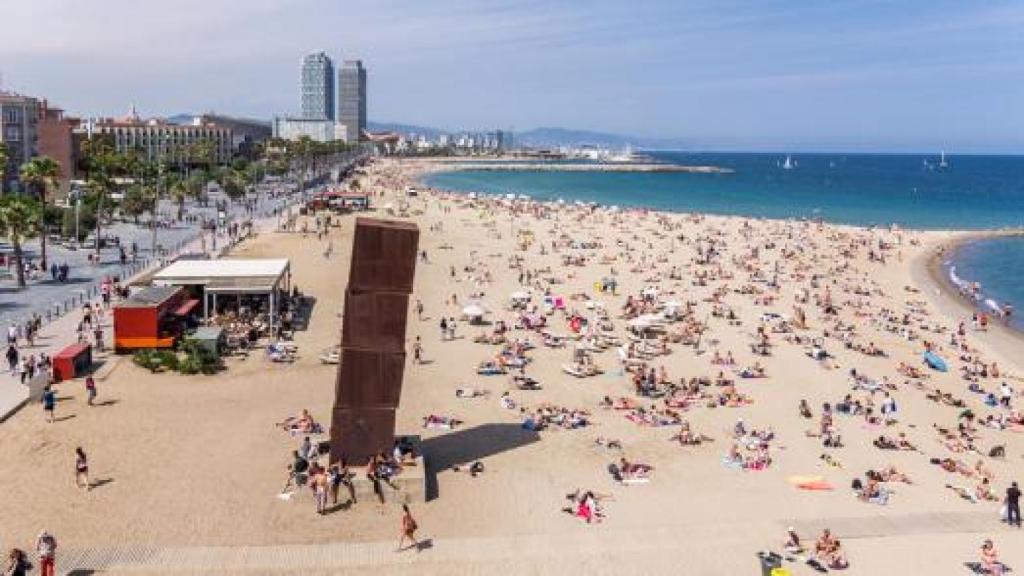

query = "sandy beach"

[{"left": 1, "top": 157, "right": 1023, "bottom": 575}]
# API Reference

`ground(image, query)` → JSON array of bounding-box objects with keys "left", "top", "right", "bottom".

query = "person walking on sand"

[
  {"left": 397, "top": 504, "right": 419, "bottom": 552},
  {"left": 413, "top": 337, "right": 424, "bottom": 364},
  {"left": 85, "top": 376, "right": 97, "bottom": 406},
  {"left": 74, "top": 447, "right": 89, "bottom": 491},
  {"left": 41, "top": 386, "right": 56, "bottom": 423},
  {"left": 1007, "top": 481, "right": 1021, "bottom": 527},
  {"left": 35, "top": 531, "right": 56, "bottom": 576}
]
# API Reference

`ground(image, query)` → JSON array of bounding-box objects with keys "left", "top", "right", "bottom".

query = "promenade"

[{"left": 0, "top": 180, "right": 313, "bottom": 422}]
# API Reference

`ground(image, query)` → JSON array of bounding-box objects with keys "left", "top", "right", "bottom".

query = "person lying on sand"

[
  {"left": 422, "top": 415, "right": 464, "bottom": 429},
  {"left": 276, "top": 409, "right": 320, "bottom": 434}
]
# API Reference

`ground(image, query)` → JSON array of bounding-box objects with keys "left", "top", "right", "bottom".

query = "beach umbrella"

[
  {"left": 510, "top": 290, "right": 531, "bottom": 300},
  {"left": 462, "top": 304, "right": 487, "bottom": 317},
  {"left": 663, "top": 300, "right": 682, "bottom": 309}
]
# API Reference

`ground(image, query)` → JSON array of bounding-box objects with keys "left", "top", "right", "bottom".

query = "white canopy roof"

[{"left": 152, "top": 258, "right": 290, "bottom": 293}]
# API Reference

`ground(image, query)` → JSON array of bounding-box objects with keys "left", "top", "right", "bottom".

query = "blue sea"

[{"left": 423, "top": 151, "right": 1024, "bottom": 329}]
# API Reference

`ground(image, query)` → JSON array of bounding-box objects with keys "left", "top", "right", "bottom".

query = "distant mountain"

[
  {"left": 369, "top": 121, "right": 687, "bottom": 150},
  {"left": 367, "top": 121, "right": 446, "bottom": 139},
  {"left": 165, "top": 113, "right": 194, "bottom": 125},
  {"left": 515, "top": 127, "right": 687, "bottom": 150}
]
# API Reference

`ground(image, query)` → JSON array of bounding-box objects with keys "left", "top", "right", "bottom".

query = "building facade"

[
  {"left": 0, "top": 91, "right": 40, "bottom": 192},
  {"left": 338, "top": 60, "right": 366, "bottom": 143},
  {"left": 195, "top": 114, "right": 271, "bottom": 157},
  {"left": 92, "top": 107, "right": 233, "bottom": 165},
  {"left": 271, "top": 117, "right": 336, "bottom": 142},
  {"left": 301, "top": 52, "right": 335, "bottom": 121},
  {"left": 37, "top": 101, "right": 82, "bottom": 201}
]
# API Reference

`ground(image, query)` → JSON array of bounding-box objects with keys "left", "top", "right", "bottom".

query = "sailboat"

[
  {"left": 781, "top": 155, "right": 795, "bottom": 170},
  {"left": 938, "top": 151, "right": 948, "bottom": 169}
]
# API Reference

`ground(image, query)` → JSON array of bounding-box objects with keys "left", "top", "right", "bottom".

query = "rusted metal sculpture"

[{"left": 330, "top": 218, "right": 419, "bottom": 464}]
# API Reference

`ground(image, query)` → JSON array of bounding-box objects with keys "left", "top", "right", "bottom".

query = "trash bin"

[{"left": 756, "top": 551, "right": 783, "bottom": 576}]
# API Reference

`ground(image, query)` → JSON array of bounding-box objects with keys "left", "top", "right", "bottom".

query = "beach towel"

[{"left": 797, "top": 481, "right": 834, "bottom": 491}]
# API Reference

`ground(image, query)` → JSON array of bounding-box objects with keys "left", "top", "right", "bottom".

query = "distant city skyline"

[{"left": 1, "top": 0, "right": 1023, "bottom": 153}]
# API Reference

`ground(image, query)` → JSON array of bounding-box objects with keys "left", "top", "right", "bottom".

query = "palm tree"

[
  {"left": 0, "top": 142, "right": 9, "bottom": 193},
  {"left": 19, "top": 156, "right": 62, "bottom": 268},
  {"left": 0, "top": 194, "right": 43, "bottom": 289},
  {"left": 168, "top": 176, "right": 191, "bottom": 222}
]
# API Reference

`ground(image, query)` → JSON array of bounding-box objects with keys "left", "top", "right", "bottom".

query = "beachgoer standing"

[
  {"left": 413, "top": 337, "right": 423, "bottom": 364},
  {"left": 75, "top": 447, "right": 89, "bottom": 490},
  {"left": 313, "top": 469, "right": 329, "bottom": 515},
  {"left": 35, "top": 531, "right": 56, "bottom": 576},
  {"left": 1007, "top": 481, "right": 1021, "bottom": 528},
  {"left": 5, "top": 548, "right": 29, "bottom": 576},
  {"left": 85, "top": 376, "right": 97, "bottom": 406},
  {"left": 398, "top": 504, "right": 419, "bottom": 552},
  {"left": 41, "top": 386, "right": 56, "bottom": 423}
]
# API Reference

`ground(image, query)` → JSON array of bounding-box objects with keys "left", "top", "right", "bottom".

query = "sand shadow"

[
  {"left": 414, "top": 538, "right": 433, "bottom": 552},
  {"left": 94, "top": 399, "right": 120, "bottom": 407},
  {"left": 90, "top": 477, "right": 115, "bottom": 489},
  {"left": 419, "top": 423, "right": 541, "bottom": 501},
  {"left": 53, "top": 414, "right": 77, "bottom": 422},
  {"left": 289, "top": 296, "right": 318, "bottom": 332},
  {"left": 323, "top": 500, "right": 354, "bottom": 515}
]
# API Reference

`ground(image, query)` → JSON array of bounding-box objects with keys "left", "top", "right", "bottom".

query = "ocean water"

[
  {"left": 946, "top": 236, "right": 1024, "bottom": 330},
  {"left": 423, "top": 151, "right": 1024, "bottom": 327}
]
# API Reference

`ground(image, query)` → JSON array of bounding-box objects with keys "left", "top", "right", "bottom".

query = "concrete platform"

[{"left": 347, "top": 454, "right": 426, "bottom": 504}]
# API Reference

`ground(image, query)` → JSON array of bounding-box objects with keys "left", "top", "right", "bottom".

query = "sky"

[{"left": 2, "top": 0, "right": 1023, "bottom": 153}]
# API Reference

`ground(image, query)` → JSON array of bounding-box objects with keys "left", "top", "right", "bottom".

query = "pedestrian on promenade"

[
  {"left": 5, "top": 344, "right": 17, "bottom": 373},
  {"left": 75, "top": 447, "right": 90, "bottom": 490},
  {"left": 1007, "top": 481, "right": 1021, "bottom": 527},
  {"left": 6, "top": 325, "right": 16, "bottom": 346},
  {"left": 41, "top": 386, "right": 56, "bottom": 423},
  {"left": 397, "top": 504, "right": 420, "bottom": 552},
  {"left": 34, "top": 531, "right": 56, "bottom": 576},
  {"left": 85, "top": 376, "right": 97, "bottom": 406}
]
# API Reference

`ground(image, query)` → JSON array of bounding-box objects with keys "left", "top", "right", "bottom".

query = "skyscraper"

[
  {"left": 301, "top": 51, "right": 335, "bottom": 121},
  {"left": 338, "top": 60, "right": 366, "bottom": 143}
]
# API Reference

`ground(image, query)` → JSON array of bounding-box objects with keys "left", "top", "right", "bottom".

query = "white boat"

[
  {"left": 781, "top": 155, "right": 796, "bottom": 170},
  {"left": 938, "top": 151, "right": 948, "bottom": 169}
]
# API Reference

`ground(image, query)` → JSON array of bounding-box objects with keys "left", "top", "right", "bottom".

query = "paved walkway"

[{"left": 49, "top": 511, "right": 1014, "bottom": 574}]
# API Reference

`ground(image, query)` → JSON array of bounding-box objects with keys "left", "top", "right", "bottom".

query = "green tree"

[
  {"left": 0, "top": 142, "right": 8, "bottom": 193},
  {"left": 0, "top": 194, "right": 43, "bottom": 289},
  {"left": 18, "top": 155, "right": 62, "bottom": 268},
  {"left": 121, "top": 183, "right": 149, "bottom": 224}
]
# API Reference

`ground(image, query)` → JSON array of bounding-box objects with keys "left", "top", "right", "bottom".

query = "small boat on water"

[
  {"left": 938, "top": 151, "right": 948, "bottom": 169},
  {"left": 781, "top": 155, "right": 796, "bottom": 170}
]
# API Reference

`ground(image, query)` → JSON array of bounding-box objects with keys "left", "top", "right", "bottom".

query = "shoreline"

[
  {"left": 422, "top": 161, "right": 733, "bottom": 174},
  {"left": 914, "top": 232, "right": 1024, "bottom": 369}
]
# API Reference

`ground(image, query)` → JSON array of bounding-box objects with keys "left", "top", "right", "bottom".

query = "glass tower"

[
  {"left": 338, "top": 60, "right": 366, "bottom": 143},
  {"left": 301, "top": 51, "right": 335, "bottom": 121}
]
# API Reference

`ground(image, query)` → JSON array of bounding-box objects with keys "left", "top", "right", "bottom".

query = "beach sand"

[{"left": 0, "top": 157, "right": 1022, "bottom": 574}]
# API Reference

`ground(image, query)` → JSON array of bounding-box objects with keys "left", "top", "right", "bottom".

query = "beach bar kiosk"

[
  {"left": 113, "top": 286, "right": 192, "bottom": 352},
  {"left": 53, "top": 342, "right": 92, "bottom": 382},
  {"left": 150, "top": 258, "right": 292, "bottom": 331}
]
